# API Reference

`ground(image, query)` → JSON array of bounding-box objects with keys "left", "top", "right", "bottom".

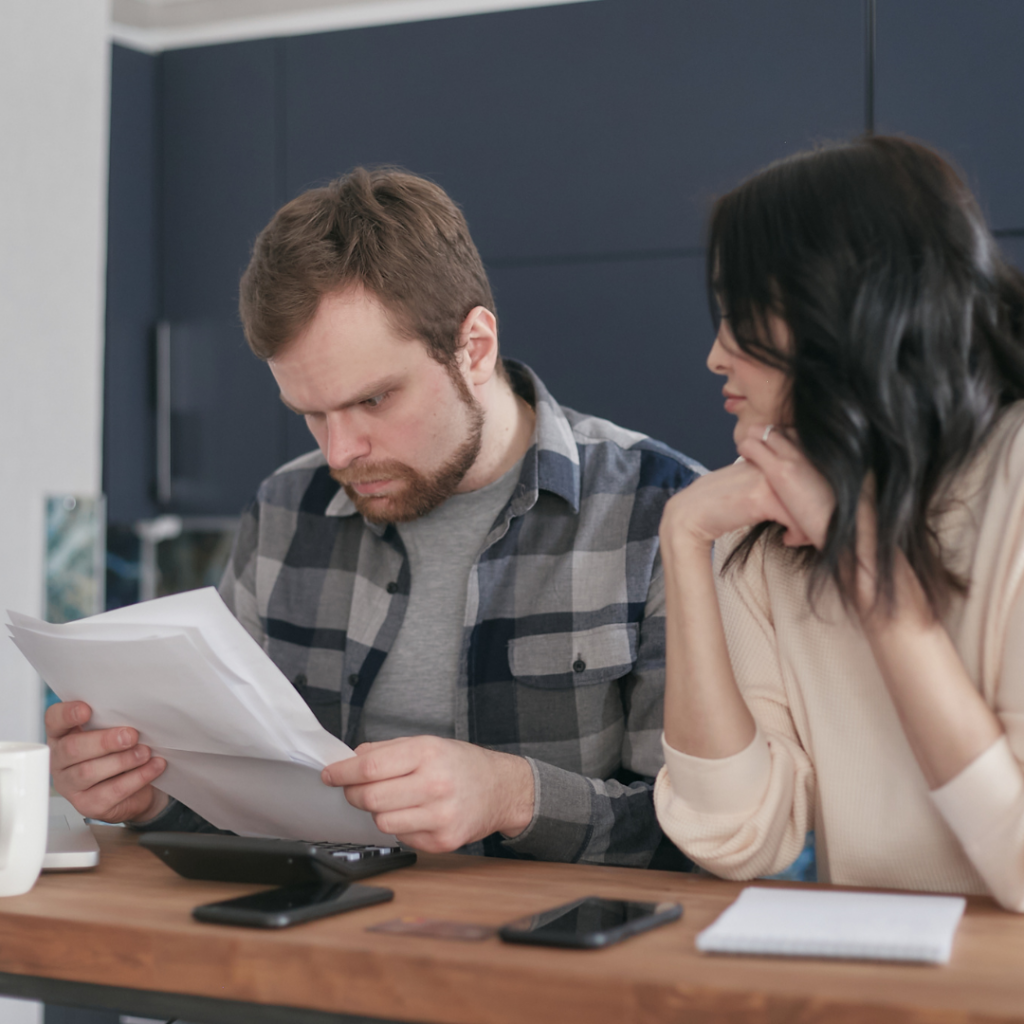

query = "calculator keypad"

[{"left": 314, "top": 842, "right": 404, "bottom": 862}]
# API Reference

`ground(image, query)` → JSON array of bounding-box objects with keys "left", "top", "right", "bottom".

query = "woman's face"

[{"left": 707, "top": 316, "right": 790, "bottom": 449}]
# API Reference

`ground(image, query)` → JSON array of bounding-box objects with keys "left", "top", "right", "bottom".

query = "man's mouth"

[{"left": 348, "top": 479, "right": 395, "bottom": 496}]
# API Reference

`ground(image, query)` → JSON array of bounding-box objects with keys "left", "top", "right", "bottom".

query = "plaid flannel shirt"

[{"left": 145, "top": 362, "right": 702, "bottom": 866}]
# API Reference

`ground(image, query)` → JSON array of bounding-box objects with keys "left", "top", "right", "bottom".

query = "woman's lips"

[{"left": 723, "top": 394, "right": 745, "bottom": 414}]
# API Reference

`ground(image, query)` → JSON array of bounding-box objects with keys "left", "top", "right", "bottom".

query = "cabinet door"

[
  {"left": 161, "top": 39, "right": 281, "bottom": 320},
  {"left": 876, "top": 0, "right": 1024, "bottom": 232},
  {"left": 1002, "top": 237, "right": 1024, "bottom": 274},
  {"left": 491, "top": 254, "right": 733, "bottom": 471},
  {"left": 140, "top": 41, "right": 288, "bottom": 519},
  {"left": 159, "top": 320, "right": 287, "bottom": 515},
  {"left": 284, "top": 0, "right": 863, "bottom": 262},
  {"left": 105, "top": 45, "right": 160, "bottom": 524}
]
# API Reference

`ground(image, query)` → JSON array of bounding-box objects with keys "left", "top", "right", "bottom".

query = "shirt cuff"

[
  {"left": 930, "top": 735, "right": 1024, "bottom": 843},
  {"left": 660, "top": 727, "right": 772, "bottom": 816},
  {"left": 500, "top": 756, "right": 593, "bottom": 862},
  {"left": 125, "top": 795, "right": 180, "bottom": 830}
]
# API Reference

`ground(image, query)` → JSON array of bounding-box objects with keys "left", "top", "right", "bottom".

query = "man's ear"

[{"left": 456, "top": 306, "right": 499, "bottom": 385}]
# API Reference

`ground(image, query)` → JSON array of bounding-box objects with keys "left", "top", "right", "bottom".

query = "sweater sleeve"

[
  {"left": 653, "top": 536, "right": 816, "bottom": 879},
  {"left": 928, "top": 411, "right": 1024, "bottom": 911},
  {"left": 929, "top": 554, "right": 1024, "bottom": 910},
  {"left": 930, "top": 736, "right": 1024, "bottom": 910}
]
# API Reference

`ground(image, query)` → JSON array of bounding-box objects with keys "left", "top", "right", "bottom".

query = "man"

[{"left": 47, "top": 168, "right": 701, "bottom": 867}]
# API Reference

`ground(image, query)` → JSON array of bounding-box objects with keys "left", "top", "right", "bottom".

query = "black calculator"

[{"left": 140, "top": 832, "right": 416, "bottom": 884}]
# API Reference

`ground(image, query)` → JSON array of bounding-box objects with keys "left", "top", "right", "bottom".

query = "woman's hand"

[
  {"left": 736, "top": 426, "right": 835, "bottom": 549},
  {"left": 661, "top": 437, "right": 815, "bottom": 554}
]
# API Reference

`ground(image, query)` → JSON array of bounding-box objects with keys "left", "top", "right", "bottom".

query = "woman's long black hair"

[{"left": 710, "top": 135, "right": 1024, "bottom": 613}]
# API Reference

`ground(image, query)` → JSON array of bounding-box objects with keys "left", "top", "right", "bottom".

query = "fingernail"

[
  {"left": 118, "top": 729, "right": 133, "bottom": 747},
  {"left": 135, "top": 745, "right": 150, "bottom": 761}
]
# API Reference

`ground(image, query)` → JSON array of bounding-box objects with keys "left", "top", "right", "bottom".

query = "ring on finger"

[{"left": 761, "top": 424, "right": 775, "bottom": 443}]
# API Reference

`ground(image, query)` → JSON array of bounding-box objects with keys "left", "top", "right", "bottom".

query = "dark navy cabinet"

[
  {"left": 284, "top": 0, "right": 862, "bottom": 261},
  {"left": 490, "top": 254, "right": 734, "bottom": 471},
  {"left": 1003, "top": 238, "right": 1024, "bottom": 274},
  {"left": 876, "top": 0, "right": 1024, "bottom": 233},
  {"left": 105, "top": 44, "right": 160, "bottom": 525},
  {"left": 158, "top": 319, "right": 289, "bottom": 514},
  {"left": 108, "top": 0, "right": 1021, "bottom": 522},
  {"left": 161, "top": 39, "right": 281, "bottom": 321}
]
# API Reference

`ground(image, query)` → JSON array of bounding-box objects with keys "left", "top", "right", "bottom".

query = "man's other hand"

[
  {"left": 321, "top": 736, "right": 535, "bottom": 852},
  {"left": 46, "top": 700, "right": 169, "bottom": 824}
]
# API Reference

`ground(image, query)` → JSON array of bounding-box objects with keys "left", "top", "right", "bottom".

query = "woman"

[{"left": 654, "top": 135, "right": 1024, "bottom": 910}]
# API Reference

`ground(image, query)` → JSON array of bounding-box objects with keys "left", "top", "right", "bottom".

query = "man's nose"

[{"left": 324, "top": 411, "right": 371, "bottom": 470}]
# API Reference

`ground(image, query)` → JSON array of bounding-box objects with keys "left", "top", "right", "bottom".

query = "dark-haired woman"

[{"left": 654, "top": 135, "right": 1024, "bottom": 910}]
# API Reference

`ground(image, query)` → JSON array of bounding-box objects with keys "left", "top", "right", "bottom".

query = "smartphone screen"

[
  {"left": 193, "top": 880, "right": 393, "bottom": 928},
  {"left": 499, "top": 896, "right": 682, "bottom": 948},
  {"left": 532, "top": 898, "right": 656, "bottom": 939},
  {"left": 223, "top": 881, "right": 351, "bottom": 913}
]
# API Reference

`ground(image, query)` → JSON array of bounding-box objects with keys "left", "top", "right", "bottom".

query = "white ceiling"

[{"left": 110, "top": 0, "right": 596, "bottom": 51}]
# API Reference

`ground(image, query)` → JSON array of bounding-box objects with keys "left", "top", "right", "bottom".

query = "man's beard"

[{"left": 330, "top": 370, "right": 485, "bottom": 524}]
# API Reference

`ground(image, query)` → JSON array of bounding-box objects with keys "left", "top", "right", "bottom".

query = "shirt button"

[
  {"left": 573, "top": 659, "right": 586, "bottom": 673},
  {"left": 348, "top": 673, "right": 359, "bottom": 687},
  {"left": 292, "top": 673, "right": 307, "bottom": 688},
  {"left": 386, "top": 581, "right": 399, "bottom": 594}
]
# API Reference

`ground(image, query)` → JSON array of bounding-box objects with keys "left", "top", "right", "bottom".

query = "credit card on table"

[{"left": 367, "top": 916, "right": 496, "bottom": 941}]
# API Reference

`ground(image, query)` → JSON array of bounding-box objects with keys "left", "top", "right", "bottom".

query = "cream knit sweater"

[{"left": 654, "top": 403, "right": 1024, "bottom": 911}]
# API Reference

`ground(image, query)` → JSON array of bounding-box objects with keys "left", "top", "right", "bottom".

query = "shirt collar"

[{"left": 323, "top": 358, "right": 580, "bottom": 522}]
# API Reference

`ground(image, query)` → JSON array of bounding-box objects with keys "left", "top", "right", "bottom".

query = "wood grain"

[{"left": 1, "top": 827, "right": 1023, "bottom": 1024}]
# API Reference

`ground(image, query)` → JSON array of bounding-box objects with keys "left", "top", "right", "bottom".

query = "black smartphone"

[
  {"left": 192, "top": 880, "right": 393, "bottom": 928},
  {"left": 499, "top": 896, "right": 682, "bottom": 949},
  {"left": 140, "top": 832, "right": 416, "bottom": 884}
]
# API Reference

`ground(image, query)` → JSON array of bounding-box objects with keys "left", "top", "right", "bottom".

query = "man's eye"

[{"left": 363, "top": 392, "right": 389, "bottom": 408}]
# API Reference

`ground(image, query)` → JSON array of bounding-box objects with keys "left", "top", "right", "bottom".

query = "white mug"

[{"left": 0, "top": 742, "right": 50, "bottom": 897}]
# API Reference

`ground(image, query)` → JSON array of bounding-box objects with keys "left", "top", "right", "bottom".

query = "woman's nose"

[{"left": 707, "top": 331, "right": 730, "bottom": 375}]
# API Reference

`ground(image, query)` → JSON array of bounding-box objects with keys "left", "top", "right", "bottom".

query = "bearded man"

[{"left": 47, "top": 168, "right": 701, "bottom": 869}]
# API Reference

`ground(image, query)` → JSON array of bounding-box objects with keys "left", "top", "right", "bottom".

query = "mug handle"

[{"left": 0, "top": 765, "right": 13, "bottom": 872}]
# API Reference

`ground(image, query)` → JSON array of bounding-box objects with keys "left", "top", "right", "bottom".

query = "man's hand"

[
  {"left": 321, "top": 736, "right": 535, "bottom": 853},
  {"left": 46, "top": 700, "right": 169, "bottom": 823}
]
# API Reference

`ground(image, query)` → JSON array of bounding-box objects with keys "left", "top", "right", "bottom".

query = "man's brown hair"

[{"left": 239, "top": 167, "right": 498, "bottom": 370}]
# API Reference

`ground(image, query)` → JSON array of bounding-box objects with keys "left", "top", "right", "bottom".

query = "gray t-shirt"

[{"left": 356, "top": 459, "right": 522, "bottom": 743}]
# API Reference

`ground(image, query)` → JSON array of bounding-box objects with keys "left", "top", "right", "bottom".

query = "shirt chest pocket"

[{"left": 507, "top": 622, "right": 639, "bottom": 689}]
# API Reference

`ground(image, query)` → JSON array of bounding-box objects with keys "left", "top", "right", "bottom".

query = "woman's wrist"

[
  {"left": 660, "top": 524, "right": 716, "bottom": 579},
  {"left": 660, "top": 492, "right": 717, "bottom": 560},
  {"left": 855, "top": 548, "right": 933, "bottom": 636}
]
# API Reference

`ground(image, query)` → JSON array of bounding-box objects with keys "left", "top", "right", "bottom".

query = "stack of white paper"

[
  {"left": 696, "top": 886, "right": 966, "bottom": 963},
  {"left": 7, "top": 587, "right": 391, "bottom": 845}
]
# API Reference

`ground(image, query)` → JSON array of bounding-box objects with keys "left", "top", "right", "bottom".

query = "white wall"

[{"left": 0, "top": 0, "right": 109, "bottom": 1015}]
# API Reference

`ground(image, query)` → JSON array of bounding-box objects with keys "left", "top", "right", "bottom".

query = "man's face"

[{"left": 269, "top": 286, "right": 484, "bottom": 523}]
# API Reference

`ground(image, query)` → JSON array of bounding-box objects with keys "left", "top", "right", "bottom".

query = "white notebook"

[{"left": 697, "top": 886, "right": 966, "bottom": 964}]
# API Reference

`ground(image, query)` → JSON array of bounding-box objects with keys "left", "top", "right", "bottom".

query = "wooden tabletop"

[{"left": 2, "top": 826, "right": 1024, "bottom": 1024}]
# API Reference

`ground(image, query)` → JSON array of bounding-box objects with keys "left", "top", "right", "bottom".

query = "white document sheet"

[
  {"left": 696, "top": 886, "right": 966, "bottom": 964},
  {"left": 7, "top": 588, "right": 391, "bottom": 845}
]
